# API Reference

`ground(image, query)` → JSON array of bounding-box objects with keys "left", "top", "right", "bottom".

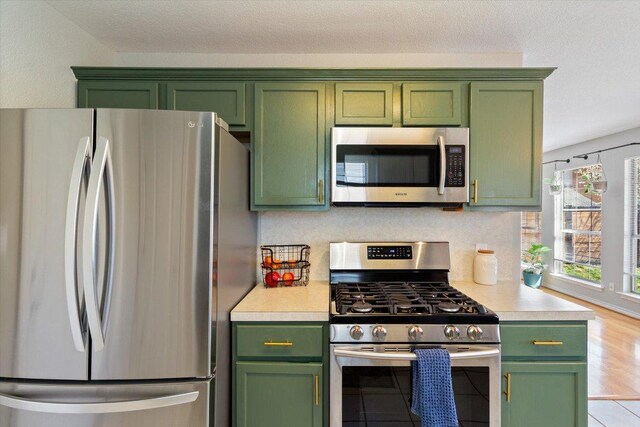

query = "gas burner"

[
  {"left": 437, "top": 302, "right": 461, "bottom": 313},
  {"left": 351, "top": 301, "right": 373, "bottom": 313}
]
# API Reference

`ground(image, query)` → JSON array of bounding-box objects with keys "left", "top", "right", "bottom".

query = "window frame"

[
  {"left": 553, "top": 164, "right": 603, "bottom": 285},
  {"left": 624, "top": 157, "right": 640, "bottom": 294}
]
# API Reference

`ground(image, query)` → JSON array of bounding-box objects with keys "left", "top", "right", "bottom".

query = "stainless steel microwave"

[{"left": 331, "top": 127, "right": 469, "bottom": 206}]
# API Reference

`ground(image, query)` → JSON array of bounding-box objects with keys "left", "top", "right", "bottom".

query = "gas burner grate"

[{"left": 334, "top": 281, "right": 488, "bottom": 316}]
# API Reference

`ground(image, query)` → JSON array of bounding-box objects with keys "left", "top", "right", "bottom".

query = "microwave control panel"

[{"left": 445, "top": 146, "right": 466, "bottom": 187}]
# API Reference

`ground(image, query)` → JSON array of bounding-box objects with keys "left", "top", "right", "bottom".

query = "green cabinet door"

[
  {"left": 469, "top": 81, "right": 543, "bottom": 208},
  {"left": 77, "top": 81, "right": 159, "bottom": 109},
  {"left": 502, "top": 362, "right": 587, "bottom": 427},
  {"left": 253, "top": 83, "right": 327, "bottom": 209},
  {"left": 402, "top": 82, "right": 462, "bottom": 126},
  {"left": 166, "top": 82, "right": 246, "bottom": 126},
  {"left": 236, "top": 361, "right": 323, "bottom": 427},
  {"left": 335, "top": 83, "right": 393, "bottom": 125}
]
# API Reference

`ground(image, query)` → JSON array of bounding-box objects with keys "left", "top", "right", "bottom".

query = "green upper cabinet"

[
  {"left": 166, "top": 82, "right": 247, "bottom": 126},
  {"left": 469, "top": 81, "right": 543, "bottom": 209},
  {"left": 334, "top": 83, "right": 394, "bottom": 126},
  {"left": 77, "top": 81, "right": 159, "bottom": 109},
  {"left": 253, "top": 82, "right": 327, "bottom": 210},
  {"left": 402, "top": 82, "right": 463, "bottom": 126}
]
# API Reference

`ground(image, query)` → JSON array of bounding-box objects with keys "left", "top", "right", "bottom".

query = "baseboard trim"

[{"left": 589, "top": 395, "right": 640, "bottom": 400}]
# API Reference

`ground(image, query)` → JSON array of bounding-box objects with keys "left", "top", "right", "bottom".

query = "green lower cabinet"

[
  {"left": 166, "top": 81, "right": 247, "bottom": 126},
  {"left": 77, "top": 81, "right": 159, "bottom": 109},
  {"left": 235, "top": 361, "right": 323, "bottom": 427},
  {"left": 469, "top": 81, "right": 543, "bottom": 209},
  {"left": 502, "top": 362, "right": 587, "bottom": 427},
  {"left": 253, "top": 82, "right": 327, "bottom": 210}
]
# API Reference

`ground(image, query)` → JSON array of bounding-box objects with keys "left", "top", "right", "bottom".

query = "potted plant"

[{"left": 522, "top": 243, "right": 551, "bottom": 288}]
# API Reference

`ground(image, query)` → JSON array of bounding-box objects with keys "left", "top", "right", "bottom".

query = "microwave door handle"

[
  {"left": 437, "top": 135, "right": 446, "bottom": 195},
  {"left": 333, "top": 347, "right": 500, "bottom": 361}
]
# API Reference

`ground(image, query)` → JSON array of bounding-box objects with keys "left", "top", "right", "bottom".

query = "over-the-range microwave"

[{"left": 331, "top": 127, "right": 469, "bottom": 206}]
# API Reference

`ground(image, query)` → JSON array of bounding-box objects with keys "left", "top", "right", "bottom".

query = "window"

[
  {"left": 625, "top": 157, "right": 640, "bottom": 293},
  {"left": 521, "top": 212, "right": 542, "bottom": 262},
  {"left": 554, "top": 165, "right": 603, "bottom": 284}
]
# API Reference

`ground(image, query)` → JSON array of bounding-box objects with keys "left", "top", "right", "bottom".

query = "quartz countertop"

[
  {"left": 230, "top": 280, "right": 330, "bottom": 322},
  {"left": 231, "top": 279, "right": 595, "bottom": 322},
  {"left": 451, "top": 280, "right": 595, "bottom": 321}
]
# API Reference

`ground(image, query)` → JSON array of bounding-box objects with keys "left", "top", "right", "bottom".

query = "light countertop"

[
  {"left": 230, "top": 280, "right": 330, "bottom": 322},
  {"left": 231, "top": 279, "right": 595, "bottom": 322},
  {"left": 451, "top": 280, "right": 595, "bottom": 321}
]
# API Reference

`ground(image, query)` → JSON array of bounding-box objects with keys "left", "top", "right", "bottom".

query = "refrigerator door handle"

[
  {"left": 82, "top": 136, "right": 116, "bottom": 352},
  {"left": 64, "top": 136, "right": 91, "bottom": 352},
  {"left": 0, "top": 391, "right": 199, "bottom": 414}
]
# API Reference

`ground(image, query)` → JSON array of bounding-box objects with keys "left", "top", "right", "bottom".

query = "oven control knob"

[
  {"left": 371, "top": 325, "right": 387, "bottom": 340},
  {"left": 350, "top": 325, "right": 364, "bottom": 340},
  {"left": 408, "top": 325, "right": 423, "bottom": 340},
  {"left": 467, "top": 325, "right": 483, "bottom": 341},
  {"left": 443, "top": 325, "right": 460, "bottom": 340}
]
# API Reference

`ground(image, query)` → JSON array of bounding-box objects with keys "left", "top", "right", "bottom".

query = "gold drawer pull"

[
  {"left": 263, "top": 341, "right": 293, "bottom": 347},
  {"left": 504, "top": 373, "right": 511, "bottom": 402},
  {"left": 314, "top": 375, "right": 319, "bottom": 406},
  {"left": 532, "top": 340, "right": 564, "bottom": 346}
]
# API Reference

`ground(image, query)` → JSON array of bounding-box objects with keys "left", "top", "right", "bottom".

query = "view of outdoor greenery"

[{"left": 555, "top": 166, "right": 603, "bottom": 284}]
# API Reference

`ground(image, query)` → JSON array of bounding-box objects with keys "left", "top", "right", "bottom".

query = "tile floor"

[{"left": 588, "top": 400, "right": 640, "bottom": 426}]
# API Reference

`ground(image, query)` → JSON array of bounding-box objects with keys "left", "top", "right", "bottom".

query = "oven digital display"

[{"left": 367, "top": 246, "right": 412, "bottom": 259}]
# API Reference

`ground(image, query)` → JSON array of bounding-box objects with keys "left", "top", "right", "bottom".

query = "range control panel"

[
  {"left": 445, "top": 146, "right": 465, "bottom": 187},
  {"left": 367, "top": 245, "right": 413, "bottom": 259}
]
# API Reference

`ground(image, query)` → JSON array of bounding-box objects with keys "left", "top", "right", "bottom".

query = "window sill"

[
  {"left": 547, "top": 273, "right": 604, "bottom": 291},
  {"left": 617, "top": 292, "right": 640, "bottom": 304}
]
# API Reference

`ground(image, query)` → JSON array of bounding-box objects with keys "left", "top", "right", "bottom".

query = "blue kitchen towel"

[{"left": 411, "top": 348, "right": 459, "bottom": 427}]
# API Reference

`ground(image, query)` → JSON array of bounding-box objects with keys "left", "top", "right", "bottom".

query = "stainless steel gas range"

[{"left": 329, "top": 242, "right": 501, "bottom": 427}]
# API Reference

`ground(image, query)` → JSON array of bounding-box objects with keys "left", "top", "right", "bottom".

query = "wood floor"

[{"left": 542, "top": 288, "right": 640, "bottom": 399}]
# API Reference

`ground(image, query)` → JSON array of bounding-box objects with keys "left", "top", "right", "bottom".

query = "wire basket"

[{"left": 260, "top": 244, "right": 310, "bottom": 287}]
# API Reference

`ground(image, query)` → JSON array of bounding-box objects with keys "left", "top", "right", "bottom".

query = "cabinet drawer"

[
  {"left": 501, "top": 324, "right": 587, "bottom": 359},
  {"left": 236, "top": 325, "right": 324, "bottom": 360}
]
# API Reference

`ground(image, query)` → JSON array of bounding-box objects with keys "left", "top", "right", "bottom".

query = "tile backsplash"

[{"left": 258, "top": 208, "right": 521, "bottom": 282}]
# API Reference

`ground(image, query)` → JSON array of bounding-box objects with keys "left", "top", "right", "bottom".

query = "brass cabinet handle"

[
  {"left": 314, "top": 375, "right": 319, "bottom": 406},
  {"left": 532, "top": 340, "right": 564, "bottom": 346},
  {"left": 263, "top": 341, "right": 293, "bottom": 347},
  {"left": 504, "top": 373, "right": 511, "bottom": 402},
  {"left": 318, "top": 179, "right": 324, "bottom": 204},
  {"left": 473, "top": 178, "right": 478, "bottom": 203}
]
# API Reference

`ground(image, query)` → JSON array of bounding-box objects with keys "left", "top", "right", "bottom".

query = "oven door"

[
  {"left": 331, "top": 127, "right": 469, "bottom": 205},
  {"left": 330, "top": 344, "right": 500, "bottom": 427}
]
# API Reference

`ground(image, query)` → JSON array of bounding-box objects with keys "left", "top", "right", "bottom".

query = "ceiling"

[{"left": 46, "top": 0, "right": 640, "bottom": 151}]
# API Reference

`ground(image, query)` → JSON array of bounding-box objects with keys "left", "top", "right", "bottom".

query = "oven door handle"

[{"left": 333, "top": 347, "right": 500, "bottom": 361}]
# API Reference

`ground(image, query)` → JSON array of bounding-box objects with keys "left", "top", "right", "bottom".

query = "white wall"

[
  {"left": 542, "top": 127, "right": 640, "bottom": 318},
  {"left": 260, "top": 208, "right": 521, "bottom": 282},
  {"left": 114, "top": 52, "right": 522, "bottom": 68},
  {"left": 0, "top": 0, "right": 114, "bottom": 108}
]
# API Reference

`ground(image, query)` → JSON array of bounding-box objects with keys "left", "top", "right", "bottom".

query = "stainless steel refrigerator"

[{"left": 0, "top": 108, "right": 257, "bottom": 427}]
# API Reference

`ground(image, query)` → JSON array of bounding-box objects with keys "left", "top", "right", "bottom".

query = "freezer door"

[
  {"left": 0, "top": 109, "right": 93, "bottom": 381},
  {"left": 0, "top": 380, "right": 209, "bottom": 427},
  {"left": 89, "top": 109, "right": 213, "bottom": 380}
]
